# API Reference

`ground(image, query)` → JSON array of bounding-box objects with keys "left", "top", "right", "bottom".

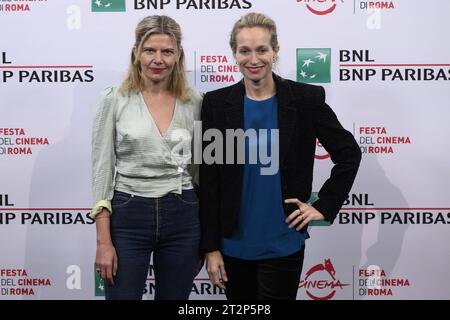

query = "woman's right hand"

[
  {"left": 95, "top": 242, "right": 118, "bottom": 285},
  {"left": 205, "top": 250, "right": 228, "bottom": 289},
  {"left": 94, "top": 208, "right": 117, "bottom": 285}
]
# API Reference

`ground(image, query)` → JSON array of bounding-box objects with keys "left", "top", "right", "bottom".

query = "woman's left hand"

[{"left": 284, "top": 198, "right": 325, "bottom": 231}]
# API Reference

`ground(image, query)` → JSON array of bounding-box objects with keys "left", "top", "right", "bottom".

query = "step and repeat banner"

[{"left": 1, "top": 0, "right": 449, "bottom": 300}]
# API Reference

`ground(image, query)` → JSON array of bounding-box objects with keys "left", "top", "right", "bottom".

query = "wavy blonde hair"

[{"left": 119, "top": 15, "right": 191, "bottom": 102}]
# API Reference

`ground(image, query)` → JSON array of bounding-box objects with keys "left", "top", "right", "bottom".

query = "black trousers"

[{"left": 223, "top": 246, "right": 305, "bottom": 300}]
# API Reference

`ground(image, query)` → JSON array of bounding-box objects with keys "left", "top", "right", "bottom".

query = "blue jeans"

[{"left": 105, "top": 189, "right": 200, "bottom": 300}]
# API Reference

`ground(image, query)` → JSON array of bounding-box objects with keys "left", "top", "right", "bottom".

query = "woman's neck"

[
  {"left": 142, "top": 78, "right": 171, "bottom": 96},
  {"left": 243, "top": 76, "right": 276, "bottom": 101}
]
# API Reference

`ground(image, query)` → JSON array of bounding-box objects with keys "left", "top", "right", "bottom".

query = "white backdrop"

[{"left": 1, "top": 0, "right": 449, "bottom": 300}]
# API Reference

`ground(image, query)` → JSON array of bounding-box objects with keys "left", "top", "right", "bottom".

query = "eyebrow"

[
  {"left": 142, "top": 46, "right": 176, "bottom": 51},
  {"left": 237, "top": 45, "right": 269, "bottom": 50}
]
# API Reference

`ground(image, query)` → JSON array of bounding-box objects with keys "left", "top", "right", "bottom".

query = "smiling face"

[
  {"left": 135, "top": 33, "right": 179, "bottom": 87},
  {"left": 234, "top": 27, "right": 276, "bottom": 84}
]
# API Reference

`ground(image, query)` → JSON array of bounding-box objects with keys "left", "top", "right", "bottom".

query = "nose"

[
  {"left": 153, "top": 51, "right": 163, "bottom": 64},
  {"left": 249, "top": 51, "right": 259, "bottom": 65}
]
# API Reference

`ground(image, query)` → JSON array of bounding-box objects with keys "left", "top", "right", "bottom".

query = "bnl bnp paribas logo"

[
  {"left": 296, "top": 48, "right": 331, "bottom": 84},
  {"left": 92, "top": 0, "right": 126, "bottom": 12}
]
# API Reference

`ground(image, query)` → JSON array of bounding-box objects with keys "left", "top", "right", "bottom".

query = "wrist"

[
  {"left": 206, "top": 250, "right": 221, "bottom": 257},
  {"left": 97, "top": 238, "right": 113, "bottom": 246}
]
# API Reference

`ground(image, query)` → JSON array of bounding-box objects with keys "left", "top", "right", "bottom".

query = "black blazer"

[{"left": 199, "top": 74, "right": 361, "bottom": 253}]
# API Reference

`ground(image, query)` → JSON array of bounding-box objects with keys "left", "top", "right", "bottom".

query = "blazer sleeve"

[
  {"left": 199, "top": 92, "right": 222, "bottom": 253},
  {"left": 311, "top": 86, "right": 362, "bottom": 223}
]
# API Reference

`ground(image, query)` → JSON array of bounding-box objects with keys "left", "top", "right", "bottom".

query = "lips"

[
  {"left": 149, "top": 68, "right": 166, "bottom": 74},
  {"left": 246, "top": 66, "right": 263, "bottom": 74}
]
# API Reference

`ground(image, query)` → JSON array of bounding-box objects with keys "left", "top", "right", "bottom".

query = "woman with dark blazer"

[{"left": 199, "top": 12, "right": 361, "bottom": 300}]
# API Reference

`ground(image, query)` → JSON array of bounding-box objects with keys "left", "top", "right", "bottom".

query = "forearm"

[{"left": 95, "top": 209, "right": 112, "bottom": 245}]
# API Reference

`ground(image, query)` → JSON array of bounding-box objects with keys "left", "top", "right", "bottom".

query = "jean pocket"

[
  {"left": 173, "top": 190, "right": 198, "bottom": 206},
  {"left": 112, "top": 191, "right": 135, "bottom": 209}
]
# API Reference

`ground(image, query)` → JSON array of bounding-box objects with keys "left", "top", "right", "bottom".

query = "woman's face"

[
  {"left": 136, "top": 33, "right": 179, "bottom": 86},
  {"left": 234, "top": 27, "right": 276, "bottom": 84}
]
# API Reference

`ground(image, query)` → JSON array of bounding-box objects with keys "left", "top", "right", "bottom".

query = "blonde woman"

[
  {"left": 91, "top": 15, "right": 202, "bottom": 300},
  {"left": 200, "top": 13, "right": 361, "bottom": 300}
]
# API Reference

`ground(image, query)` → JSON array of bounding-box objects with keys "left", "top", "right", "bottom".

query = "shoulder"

[
  {"left": 278, "top": 77, "right": 325, "bottom": 105},
  {"left": 94, "top": 86, "right": 131, "bottom": 118},
  {"left": 187, "top": 87, "right": 203, "bottom": 106},
  {"left": 99, "top": 86, "right": 139, "bottom": 110},
  {"left": 97, "top": 86, "right": 122, "bottom": 107},
  {"left": 95, "top": 86, "right": 116, "bottom": 113},
  {"left": 98, "top": 86, "right": 116, "bottom": 100},
  {"left": 181, "top": 87, "right": 203, "bottom": 111},
  {"left": 203, "top": 82, "right": 241, "bottom": 103},
  {"left": 99, "top": 86, "right": 136, "bottom": 101},
  {"left": 179, "top": 88, "right": 203, "bottom": 120}
]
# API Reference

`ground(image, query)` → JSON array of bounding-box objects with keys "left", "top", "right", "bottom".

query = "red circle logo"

[{"left": 297, "top": 0, "right": 343, "bottom": 16}]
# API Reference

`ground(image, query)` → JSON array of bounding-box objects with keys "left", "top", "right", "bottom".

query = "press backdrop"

[{"left": 1, "top": 0, "right": 449, "bottom": 300}]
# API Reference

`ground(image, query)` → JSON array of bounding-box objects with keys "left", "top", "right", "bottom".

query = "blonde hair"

[
  {"left": 229, "top": 12, "right": 280, "bottom": 58},
  {"left": 119, "top": 15, "right": 191, "bottom": 102}
]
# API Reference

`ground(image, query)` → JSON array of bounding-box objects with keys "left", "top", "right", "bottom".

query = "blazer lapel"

[
  {"left": 225, "top": 81, "right": 245, "bottom": 130},
  {"left": 275, "top": 75, "right": 297, "bottom": 165},
  {"left": 223, "top": 81, "right": 245, "bottom": 200}
]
